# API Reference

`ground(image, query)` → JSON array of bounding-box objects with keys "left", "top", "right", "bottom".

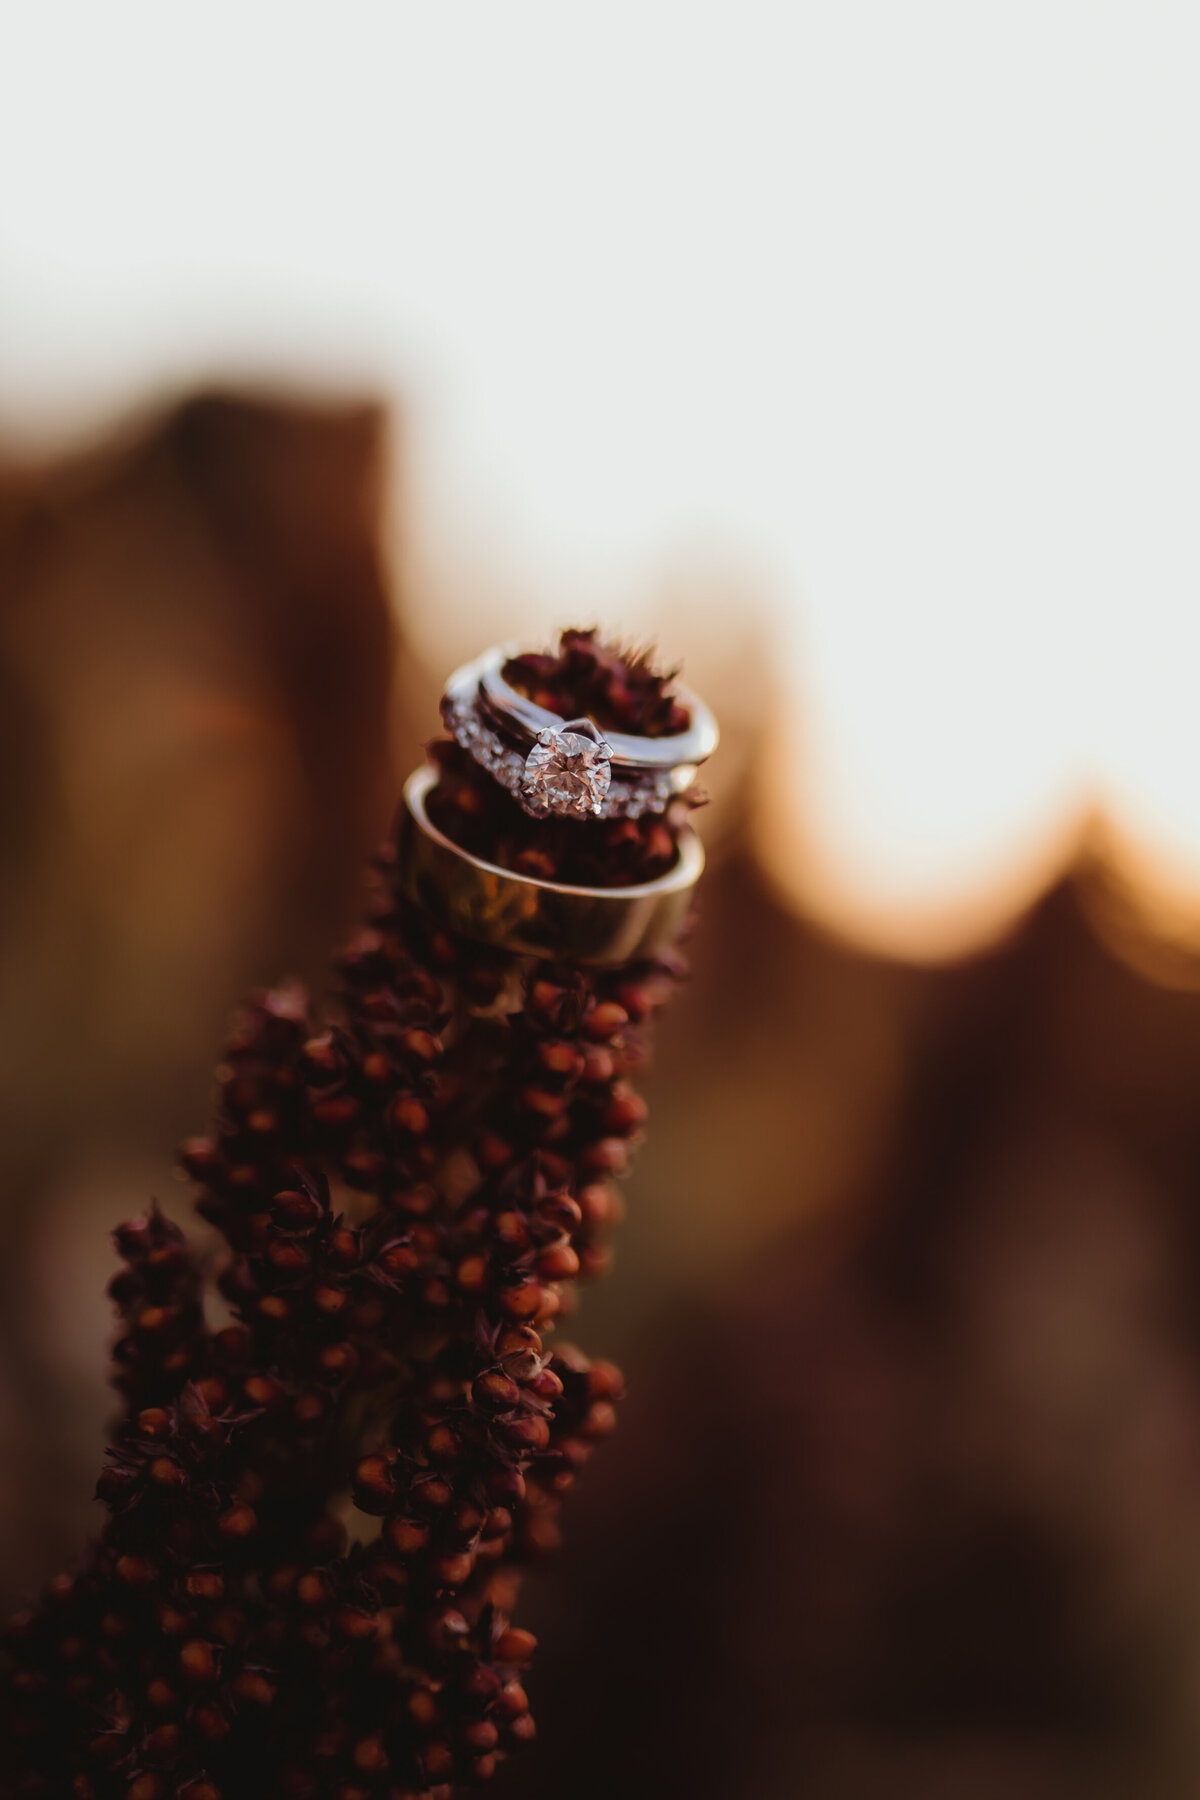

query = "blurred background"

[{"left": 6, "top": 5, "right": 1200, "bottom": 1795}]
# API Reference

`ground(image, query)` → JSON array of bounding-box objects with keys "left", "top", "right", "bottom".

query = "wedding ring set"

[
  {"left": 440, "top": 645, "right": 717, "bottom": 822},
  {"left": 398, "top": 643, "right": 717, "bottom": 965}
]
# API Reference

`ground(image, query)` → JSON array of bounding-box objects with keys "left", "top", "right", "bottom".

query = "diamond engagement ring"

[{"left": 441, "top": 645, "right": 718, "bottom": 821}]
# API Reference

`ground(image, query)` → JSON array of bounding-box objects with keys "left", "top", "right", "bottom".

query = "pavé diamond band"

[
  {"left": 398, "top": 765, "right": 705, "bottom": 965},
  {"left": 441, "top": 645, "right": 718, "bottom": 821}
]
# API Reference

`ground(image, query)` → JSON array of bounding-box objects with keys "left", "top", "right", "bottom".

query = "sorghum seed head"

[{"left": 6, "top": 641, "right": 666, "bottom": 1796}]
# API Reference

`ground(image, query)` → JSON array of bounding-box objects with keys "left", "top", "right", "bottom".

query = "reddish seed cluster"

[
  {"left": 1, "top": 634, "right": 696, "bottom": 1800},
  {"left": 503, "top": 627, "right": 689, "bottom": 739}
]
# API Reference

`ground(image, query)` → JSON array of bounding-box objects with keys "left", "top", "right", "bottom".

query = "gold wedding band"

[{"left": 397, "top": 765, "right": 704, "bottom": 966}]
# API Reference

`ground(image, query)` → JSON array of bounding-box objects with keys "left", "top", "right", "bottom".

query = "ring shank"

[{"left": 443, "top": 645, "right": 718, "bottom": 773}]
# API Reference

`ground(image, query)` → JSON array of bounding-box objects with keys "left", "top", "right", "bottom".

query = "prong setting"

[{"left": 521, "top": 724, "right": 614, "bottom": 818}]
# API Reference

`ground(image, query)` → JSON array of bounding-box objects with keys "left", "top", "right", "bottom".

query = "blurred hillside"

[
  {"left": 0, "top": 392, "right": 397, "bottom": 1589},
  {"left": 4, "top": 393, "right": 1200, "bottom": 1797}
]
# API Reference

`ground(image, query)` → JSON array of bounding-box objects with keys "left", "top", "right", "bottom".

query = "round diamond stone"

[{"left": 522, "top": 729, "right": 612, "bottom": 818}]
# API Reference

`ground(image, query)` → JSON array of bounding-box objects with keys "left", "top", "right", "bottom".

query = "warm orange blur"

[
  {"left": 3, "top": 391, "right": 1200, "bottom": 1800},
  {"left": 6, "top": 7, "right": 1200, "bottom": 1790},
  {"left": 7, "top": 10, "right": 1200, "bottom": 973}
]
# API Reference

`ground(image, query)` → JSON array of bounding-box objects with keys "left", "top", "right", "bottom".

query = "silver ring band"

[
  {"left": 441, "top": 645, "right": 718, "bottom": 822},
  {"left": 471, "top": 648, "right": 718, "bottom": 770}
]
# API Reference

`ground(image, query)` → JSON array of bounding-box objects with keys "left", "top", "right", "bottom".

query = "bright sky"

[{"left": 2, "top": 3, "right": 1199, "bottom": 955}]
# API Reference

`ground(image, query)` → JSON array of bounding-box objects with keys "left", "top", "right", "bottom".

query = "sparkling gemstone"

[{"left": 522, "top": 729, "right": 612, "bottom": 817}]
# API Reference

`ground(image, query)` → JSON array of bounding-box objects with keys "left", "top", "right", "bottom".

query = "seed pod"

[
  {"left": 391, "top": 1096, "right": 429, "bottom": 1136},
  {"left": 327, "top": 1227, "right": 363, "bottom": 1269},
  {"left": 115, "top": 1555, "right": 156, "bottom": 1587},
  {"left": 494, "top": 1627, "right": 537, "bottom": 1665},
  {"left": 231, "top": 1670, "right": 276, "bottom": 1707},
  {"left": 385, "top": 1517, "right": 430, "bottom": 1556},
  {"left": 499, "top": 1281, "right": 543, "bottom": 1321},
  {"left": 353, "top": 1735, "right": 388, "bottom": 1773},
  {"left": 180, "top": 1639, "right": 219, "bottom": 1684},
  {"left": 473, "top": 1370, "right": 521, "bottom": 1411},
  {"left": 296, "top": 1571, "right": 333, "bottom": 1608},
  {"left": 528, "top": 1365, "right": 564, "bottom": 1402},
  {"left": 583, "top": 1001, "right": 629, "bottom": 1041},
  {"left": 497, "top": 1680, "right": 530, "bottom": 1718},
  {"left": 426, "top": 1423, "right": 462, "bottom": 1463},
  {"left": 494, "top": 1211, "right": 531, "bottom": 1252},
  {"left": 456, "top": 1254, "right": 488, "bottom": 1293},
  {"left": 217, "top": 1503, "right": 257, "bottom": 1540},
  {"left": 271, "top": 1188, "right": 324, "bottom": 1232},
  {"left": 353, "top": 1454, "right": 397, "bottom": 1514},
  {"left": 537, "top": 1243, "right": 580, "bottom": 1281},
  {"left": 502, "top": 1413, "right": 550, "bottom": 1452},
  {"left": 185, "top": 1571, "right": 225, "bottom": 1601}
]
